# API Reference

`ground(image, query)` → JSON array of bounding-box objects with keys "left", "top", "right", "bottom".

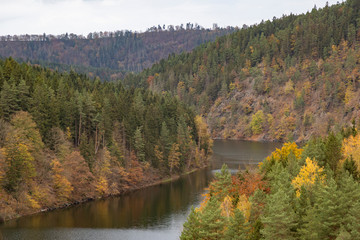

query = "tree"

[
  {"left": 160, "top": 121, "right": 172, "bottom": 158},
  {"left": 30, "top": 83, "right": 59, "bottom": 143},
  {"left": 260, "top": 142, "right": 302, "bottom": 172},
  {"left": 300, "top": 179, "right": 343, "bottom": 239},
  {"left": 63, "top": 151, "right": 95, "bottom": 200},
  {"left": 4, "top": 141, "right": 35, "bottom": 192},
  {"left": 342, "top": 156, "right": 359, "bottom": 180},
  {"left": 209, "top": 164, "right": 232, "bottom": 201},
  {"left": 198, "top": 198, "right": 226, "bottom": 239},
  {"left": 10, "top": 111, "right": 44, "bottom": 154},
  {"left": 251, "top": 110, "right": 265, "bottom": 135},
  {"left": 180, "top": 207, "right": 201, "bottom": 240},
  {"left": 168, "top": 143, "right": 181, "bottom": 174},
  {"left": 0, "top": 81, "right": 19, "bottom": 121},
  {"left": 225, "top": 208, "right": 249, "bottom": 240},
  {"left": 325, "top": 132, "right": 342, "bottom": 172},
  {"left": 94, "top": 147, "right": 111, "bottom": 196},
  {"left": 292, "top": 157, "right": 325, "bottom": 197},
  {"left": 133, "top": 126, "right": 145, "bottom": 162},
  {"left": 195, "top": 115, "right": 213, "bottom": 155},
  {"left": 261, "top": 187, "right": 297, "bottom": 240},
  {"left": 51, "top": 159, "right": 73, "bottom": 203},
  {"left": 342, "top": 134, "right": 360, "bottom": 172},
  {"left": 154, "top": 145, "right": 164, "bottom": 169},
  {"left": 3, "top": 112, "right": 43, "bottom": 192}
]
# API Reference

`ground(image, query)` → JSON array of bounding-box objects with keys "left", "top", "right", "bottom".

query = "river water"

[{"left": 0, "top": 140, "right": 281, "bottom": 240}]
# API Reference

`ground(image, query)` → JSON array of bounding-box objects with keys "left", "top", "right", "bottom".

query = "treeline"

[
  {"left": 0, "top": 23, "right": 233, "bottom": 41},
  {"left": 123, "top": 0, "right": 360, "bottom": 141},
  {"left": 181, "top": 126, "right": 360, "bottom": 239},
  {"left": 0, "top": 57, "right": 212, "bottom": 220},
  {"left": 0, "top": 26, "right": 235, "bottom": 76}
]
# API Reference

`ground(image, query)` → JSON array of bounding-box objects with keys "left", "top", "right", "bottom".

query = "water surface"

[{"left": 0, "top": 140, "right": 281, "bottom": 240}]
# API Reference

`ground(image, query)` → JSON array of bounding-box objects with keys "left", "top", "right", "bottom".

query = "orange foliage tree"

[{"left": 51, "top": 159, "right": 73, "bottom": 203}]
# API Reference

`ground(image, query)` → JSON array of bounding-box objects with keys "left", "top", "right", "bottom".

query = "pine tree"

[
  {"left": 300, "top": 179, "right": 342, "bottom": 239},
  {"left": 261, "top": 187, "right": 297, "bottom": 240},
  {"left": 0, "top": 81, "right": 19, "bottom": 121},
  {"left": 209, "top": 164, "right": 232, "bottom": 201},
  {"left": 342, "top": 155, "right": 359, "bottom": 180},
  {"left": 198, "top": 198, "right": 226, "bottom": 239},
  {"left": 225, "top": 208, "right": 248, "bottom": 240},
  {"left": 324, "top": 132, "right": 342, "bottom": 172},
  {"left": 16, "top": 79, "right": 30, "bottom": 111},
  {"left": 133, "top": 126, "right": 145, "bottom": 162},
  {"left": 160, "top": 121, "right": 172, "bottom": 157},
  {"left": 180, "top": 207, "right": 201, "bottom": 240}
]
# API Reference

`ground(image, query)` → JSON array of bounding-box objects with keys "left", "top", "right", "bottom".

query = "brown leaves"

[{"left": 231, "top": 172, "right": 268, "bottom": 198}]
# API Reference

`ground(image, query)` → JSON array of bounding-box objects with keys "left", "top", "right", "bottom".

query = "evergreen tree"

[
  {"left": 342, "top": 155, "right": 359, "bottom": 180},
  {"left": 133, "top": 126, "right": 145, "bottom": 162},
  {"left": 324, "top": 132, "right": 342, "bottom": 172},
  {"left": 261, "top": 187, "right": 297, "bottom": 240},
  {"left": 300, "top": 179, "right": 342, "bottom": 239},
  {"left": 225, "top": 208, "right": 248, "bottom": 240},
  {"left": 198, "top": 198, "right": 226, "bottom": 239},
  {"left": 0, "top": 81, "right": 19, "bottom": 121},
  {"left": 209, "top": 164, "right": 232, "bottom": 201},
  {"left": 160, "top": 121, "right": 172, "bottom": 157},
  {"left": 180, "top": 207, "right": 201, "bottom": 240}
]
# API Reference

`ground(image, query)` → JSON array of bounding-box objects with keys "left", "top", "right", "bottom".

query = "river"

[{"left": 0, "top": 140, "right": 281, "bottom": 240}]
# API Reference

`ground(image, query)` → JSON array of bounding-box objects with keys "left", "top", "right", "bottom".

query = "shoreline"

[{"left": 0, "top": 166, "right": 206, "bottom": 225}]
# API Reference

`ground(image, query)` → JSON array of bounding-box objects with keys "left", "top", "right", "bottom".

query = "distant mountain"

[
  {"left": 122, "top": 0, "right": 360, "bottom": 142},
  {"left": 0, "top": 25, "right": 235, "bottom": 80}
]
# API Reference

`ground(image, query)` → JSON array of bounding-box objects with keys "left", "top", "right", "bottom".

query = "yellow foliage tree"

[
  {"left": 292, "top": 157, "right": 325, "bottom": 197},
  {"left": 342, "top": 134, "right": 360, "bottom": 171},
  {"left": 284, "top": 79, "right": 294, "bottom": 94},
  {"left": 168, "top": 143, "right": 181, "bottom": 174},
  {"left": 25, "top": 193, "right": 41, "bottom": 209},
  {"left": 195, "top": 115, "right": 213, "bottom": 156},
  {"left": 51, "top": 159, "right": 73, "bottom": 202},
  {"left": 265, "top": 142, "right": 303, "bottom": 164},
  {"left": 96, "top": 176, "right": 109, "bottom": 196},
  {"left": 220, "top": 195, "right": 233, "bottom": 218},
  {"left": 250, "top": 110, "right": 265, "bottom": 135},
  {"left": 236, "top": 194, "right": 252, "bottom": 222}
]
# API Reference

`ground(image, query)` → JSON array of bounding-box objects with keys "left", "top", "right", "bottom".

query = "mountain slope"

[
  {"left": 123, "top": 0, "right": 360, "bottom": 142},
  {"left": 0, "top": 26, "right": 235, "bottom": 80}
]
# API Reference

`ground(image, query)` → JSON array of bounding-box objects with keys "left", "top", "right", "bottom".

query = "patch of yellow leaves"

[
  {"left": 342, "top": 133, "right": 360, "bottom": 171},
  {"left": 265, "top": 142, "right": 303, "bottom": 163},
  {"left": 292, "top": 157, "right": 325, "bottom": 197}
]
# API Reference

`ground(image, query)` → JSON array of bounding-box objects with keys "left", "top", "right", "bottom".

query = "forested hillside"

[
  {"left": 0, "top": 26, "right": 235, "bottom": 80},
  {"left": 0, "top": 58, "right": 212, "bottom": 221},
  {"left": 125, "top": 0, "right": 360, "bottom": 142},
  {"left": 181, "top": 128, "right": 360, "bottom": 239}
]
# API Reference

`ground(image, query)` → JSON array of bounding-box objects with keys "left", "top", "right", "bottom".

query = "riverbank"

[
  {"left": 0, "top": 165, "right": 207, "bottom": 225},
  {"left": 1, "top": 139, "right": 282, "bottom": 240}
]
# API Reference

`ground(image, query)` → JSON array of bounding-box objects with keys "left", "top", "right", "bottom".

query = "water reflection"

[
  {"left": 3, "top": 169, "right": 212, "bottom": 229},
  {"left": 0, "top": 140, "right": 281, "bottom": 240}
]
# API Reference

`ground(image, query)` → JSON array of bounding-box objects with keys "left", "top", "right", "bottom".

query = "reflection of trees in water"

[{"left": 4, "top": 169, "right": 211, "bottom": 229}]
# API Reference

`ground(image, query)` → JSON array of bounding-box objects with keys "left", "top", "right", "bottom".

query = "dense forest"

[
  {"left": 123, "top": 0, "right": 360, "bottom": 142},
  {"left": 0, "top": 58, "right": 212, "bottom": 220},
  {"left": 181, "top": 127, "right": 360, "bottom": 239},
  {"left": 0, "top": 25, "right": 235, "bottom": 80}
]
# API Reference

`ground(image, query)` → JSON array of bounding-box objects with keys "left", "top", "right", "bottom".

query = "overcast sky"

[{"left": 0, "top": 0, "right": 341, "bottom": 36}]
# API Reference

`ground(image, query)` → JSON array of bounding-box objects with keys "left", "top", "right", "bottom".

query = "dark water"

[{"left": 0, "top": 140, "right": 281, "bottom": 240}]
